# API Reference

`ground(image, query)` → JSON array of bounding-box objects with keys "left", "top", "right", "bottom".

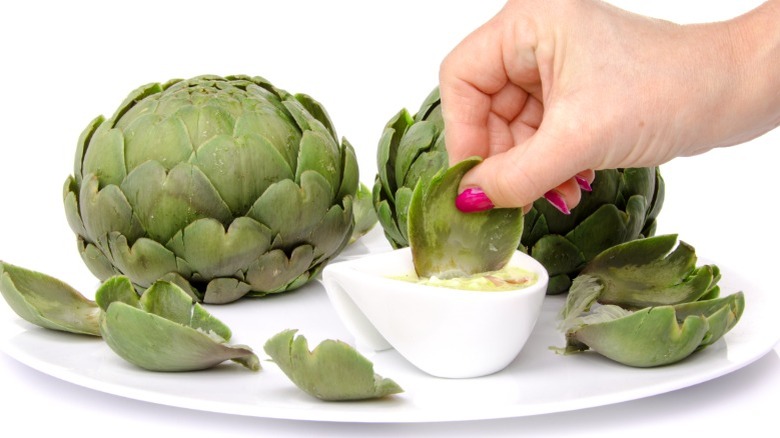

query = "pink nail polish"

[
  {"left": 575, "top": 175, "right": 592, "bottom": 192},
  {"left": 544, "top": 190, "right": 570, "bottom": 215},
  {"left": 455, "top": 188, "right": 494, "bottom": 213}
]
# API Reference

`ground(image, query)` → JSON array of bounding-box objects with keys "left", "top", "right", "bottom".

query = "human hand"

[{"left": 440, "top": 0, "right": 779, "bottom": 213}]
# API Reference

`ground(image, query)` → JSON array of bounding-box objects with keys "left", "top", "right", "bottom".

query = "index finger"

[{"left": 439, "top": 17, "right": 509, "bottom": 165}]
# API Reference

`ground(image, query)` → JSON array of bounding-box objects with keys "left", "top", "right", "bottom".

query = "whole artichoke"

[
  {"left": 374, "top": 88, "right": 665, "bottom": 294},
  {"left": 64, "top": 75, "right": 359, "bottom": 304}
]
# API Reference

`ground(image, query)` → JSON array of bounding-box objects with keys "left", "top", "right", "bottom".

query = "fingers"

[
  {"left": 456, "top": 114, "right": 596, "bottom": 212},
  {"left": 439, "top": 14, "right": 509, "bottom": 165}
]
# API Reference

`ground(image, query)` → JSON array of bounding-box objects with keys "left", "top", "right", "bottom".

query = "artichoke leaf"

[
  {"left": 245, "top": 245, "right": 315, "bottom": 294},
  {"left": 73, "top": 115, "right": 105, "bottom": 184},
  {"left": 94, "top": 275, "right": 139, "bottom": 310},
  {"left": 376, "top": 109, "right": 414, "bottom": 201},
  {"left": 563, "top": 305, "right": 709, "bottom": 367},
  {"left": 336, "top": 137, "right": 360, "bottom": 205},
  {"left": 203, "top": 278, "right": 252, "bottom": 304},
  {"left": 573, "top": 234, "right": 719, "bottom": 309},
  {"left": 166, "top": 217, "right": 273, "bottom": 280},
  {"left": 375, "top": 198, "right": 406, "bottom": 249},
  {"left": 295, "top": 130, "right": 341, "bottom": 198},
  {"left": 106, "top": 233, "right": 185, "bottom": 288},
  {"left": 123, "top": 112, "right": 193, "bottom": 172},
  {"left": 79, "top": 174, "right": 145, "bottom": 245},
  {"left": 408, "top": 157, "right": 523, "bottom": 278},
  {"left": 248, "top": 171, "right": 332, "bottom": 247},
  {"left": 0, "top": 262, "right": 100, "bottom": 336},
  {"left": 192, "top": 133, "right": 294, "bottom": 217},
  {"left": 674, "top": 292, "right": 745, "bottom": 348},
  {"left": 294, "top": 93, "right": 339, "bottom": 142},
  {"left": 63, "top": 176, "right": 87, "bottom": 238},
  {"left": 78, "top": 237, "right": 119, "bottom": 281},
  {"left": 264, "top": 329, "right": 403, "bottom": 401},
  {"left": 80, "top": 124, "right": 127, "bottom": 188},
  {"left": 97, "top": 280, "right": 259, "bottom": 372},
  {"left": 394, "top": 120, "right": 437, "bottom": 188},
  {"left": 349, "top": 182, "right": 378, "bottom": 244},
  {"left": 561, "top": 293, "right": 745, "bottom": 367}
]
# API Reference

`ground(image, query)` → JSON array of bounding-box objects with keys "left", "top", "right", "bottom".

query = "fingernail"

[
  {"left": 455, "top": 187, "right": 494, "bottom": 213},
  {"left": 544, "top": 190, "right": 570, "bottom": 215},
  {"left": 575, "top": 175, "right": 592, "bottom": 192}
]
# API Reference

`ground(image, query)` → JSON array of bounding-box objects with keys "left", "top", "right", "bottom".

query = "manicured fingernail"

[
  {"left": 455, "top": 187, "right": 494, "bottom": 213},
  {"left": 575, "top": 175, "right": 592, "bottom": 192},
  {"left": 544, "top": 190, "right": 570, "bottom": 215}
]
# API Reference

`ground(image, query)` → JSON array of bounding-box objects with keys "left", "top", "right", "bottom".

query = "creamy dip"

[{"left": 393, "top": 266, "right": 537, "bottom": 292}]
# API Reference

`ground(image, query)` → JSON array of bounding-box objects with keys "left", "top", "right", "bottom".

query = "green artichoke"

[
  {"left": 64, "top": 75, "right": 359, "bottom": 304},
  {"left": 373, "top": 88, "right": 665, "bottom": 294}
]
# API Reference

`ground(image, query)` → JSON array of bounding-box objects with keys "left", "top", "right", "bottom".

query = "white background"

[{"left": 0, "top": 1, "right": 777, "bottom": 436}]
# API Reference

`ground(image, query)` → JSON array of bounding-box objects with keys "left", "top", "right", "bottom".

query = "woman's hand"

[{"left": 440, "top": 0, "right": 779, "bottom": 213}]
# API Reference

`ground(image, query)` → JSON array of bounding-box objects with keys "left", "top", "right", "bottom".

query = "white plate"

[{"left": 1, "top": 229, "right": 778, "bottom": 423}]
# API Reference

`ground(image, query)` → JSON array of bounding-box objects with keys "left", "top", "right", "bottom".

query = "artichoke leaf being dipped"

[
  {"left": 373, "top": 87, "right": 664, "bottom": 293},
  {"left": 264, "top": 329, "right": 403, "bottom": 401},
  {"left": 96, "top": 277, "right": 260, "bottom": 372},
  {"left": 64, "top": 75, "right": 360, "bottom": 304},
  {"left": 557, "top": 235, "right": 745, "bottom": 367},
  {"left": 408, "top": 157, "right": 523, "bottom": 279}
]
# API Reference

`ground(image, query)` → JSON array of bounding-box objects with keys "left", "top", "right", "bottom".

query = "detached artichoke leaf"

[
  {"left": 408, "top": 157, "right": 523, "bottom": 278},
  {"left": 264, "top": 329, "right": 403, "bottom": 401},
  {"left": 0, "top": 262, "right": 101, "bottom": 336},
  {"left": 562, "top": 235, "right": 720, "bottom": 324},
  {"left": 562, "top": 293, "right": 745, "bottom": 367},
  {"left": 674, "top": 291, "right": 744, "bottom": 348},
  {"left": 564, "top": 305, "right": 709, "bottom": 367},
  {"left": 97, "top": 279, "right": 259, "bottom": 372}
]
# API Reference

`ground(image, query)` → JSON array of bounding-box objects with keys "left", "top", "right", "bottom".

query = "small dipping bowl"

[{"left": 322, "top": 248, "right": 549, "bottom": 378}]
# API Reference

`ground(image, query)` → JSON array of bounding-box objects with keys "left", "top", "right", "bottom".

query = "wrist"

[{"left": 717, "top": 0, "right": 780, "bottom": 147}]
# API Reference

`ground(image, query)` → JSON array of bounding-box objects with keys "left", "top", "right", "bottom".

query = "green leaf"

[
  {"left": 408, "top": 157, "right": 523, "bottom": 278},
  {"left": 0, "top": 262, "right": 100, "bottom": 336},
  {"left": 166, "top": 217, "right": 273, "bottom": 280},
  {"left": 123, "top": 113, "right": 193, "bottom": 172},
  {"left": 264, "top": 329, "right": 403, "bottom": 401},
  {"left": 99, "top": 281, "right": 258, "bottom": 372},
  {"left": 582, "top": 235, "right": 719, "bottom": 308},
  {"left": 566, "top": 306, "right": 709, "bottom": 367},
  {"left": 105, "top": 233, "right": 185, "bottom": 288},
  {"left": 94, "top": 275, "right": 138, "bottom": 311},
  {"left": 191, "top": 133, "right": 294, "bottom": 217},
  {"left": 349, "top": 182, "right": 378, "bottom": 244}
]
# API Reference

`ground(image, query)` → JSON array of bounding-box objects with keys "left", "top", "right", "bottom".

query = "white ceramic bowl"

[{"left": 322, "top": 248, "right": 549, "bottom": 378}]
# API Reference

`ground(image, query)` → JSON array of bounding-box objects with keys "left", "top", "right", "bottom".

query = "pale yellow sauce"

[{"left": 393, "top": 266, "right": 537, "bottom": 292}]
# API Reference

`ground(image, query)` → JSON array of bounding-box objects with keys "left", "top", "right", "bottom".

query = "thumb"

[{"left": 458, "top": 120, "right": 592, "bottom": 209}]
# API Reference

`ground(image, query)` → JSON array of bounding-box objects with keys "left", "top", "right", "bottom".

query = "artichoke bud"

[
  {"left": 557, "top": 235, "right": 745, "bottom": 367},
  {"left": 64, "top": 75, "right": 360, "bottom": 303},
  {"left": 373, "top": 87, "right": 665, "bottom": 294}
]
